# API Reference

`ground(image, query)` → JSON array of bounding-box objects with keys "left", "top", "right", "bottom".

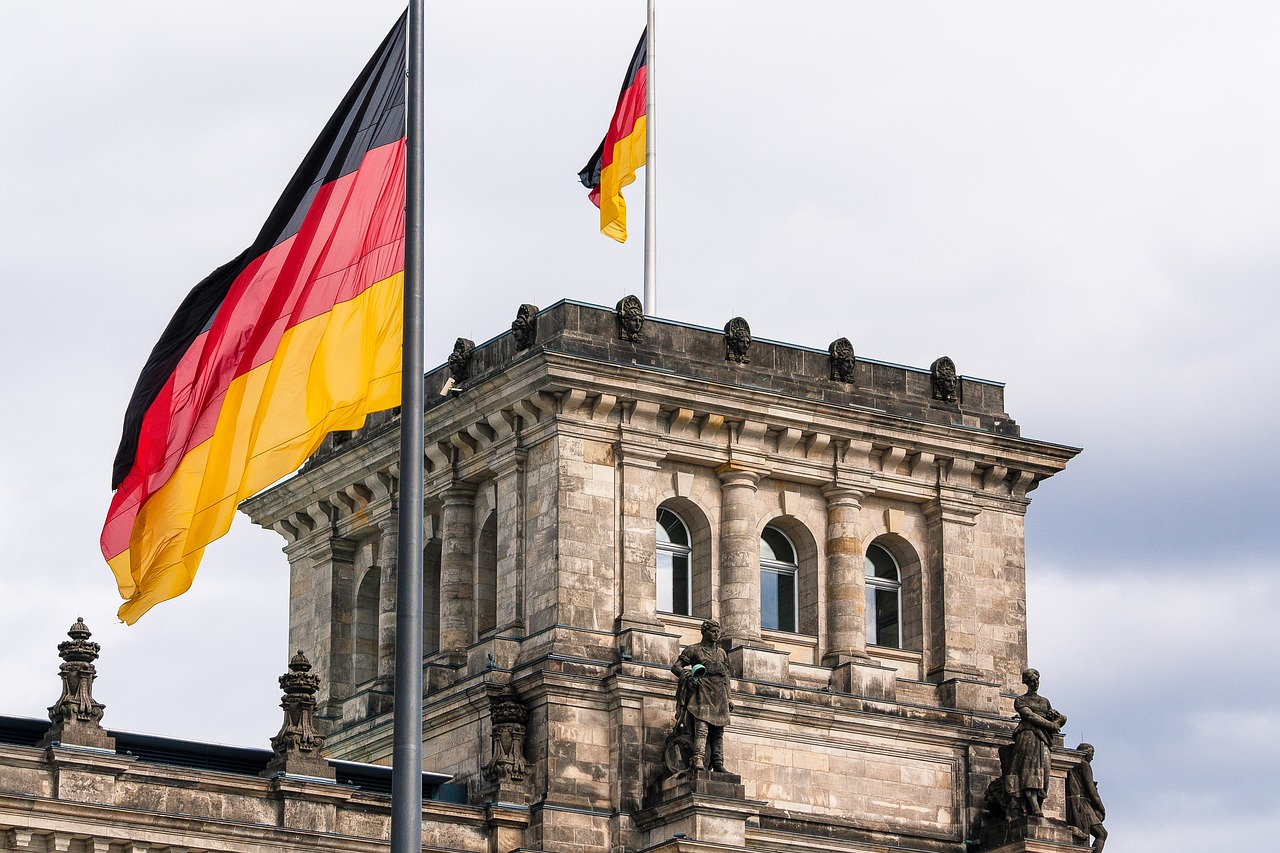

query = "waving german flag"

[
  {"left": 579, "top": 29, "right": 648, "bottom": 242},
  {"left": 102, "top": 15, "right": 407, "bottom": 624}
]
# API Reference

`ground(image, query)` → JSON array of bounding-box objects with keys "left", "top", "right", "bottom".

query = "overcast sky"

[{"left": 1, "top": 3, "right": 1277, "bottom": 850}]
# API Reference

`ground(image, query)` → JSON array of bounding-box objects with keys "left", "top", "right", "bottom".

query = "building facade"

[{"left": 236, "top": 299, "right": 1087, "bottom": 852}]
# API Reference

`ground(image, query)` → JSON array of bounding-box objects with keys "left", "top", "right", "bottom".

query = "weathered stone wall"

[{"left": 0, "top": 743, "right": 497, "bottom": 853}]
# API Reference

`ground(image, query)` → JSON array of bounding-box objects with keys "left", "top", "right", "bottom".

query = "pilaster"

[
  {"left": 924, "top": 498, "right": 983, "bottom": 684},
  {"left": 618, "top": 439, "right": 665, "bottom": 630},
  {"left": 492, "top": 444, "right": 528, "bottom": 635}
]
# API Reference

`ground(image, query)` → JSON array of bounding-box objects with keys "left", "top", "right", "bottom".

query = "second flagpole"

[{"left": 643, "top": 0, "right": 657, "bottom": 316}]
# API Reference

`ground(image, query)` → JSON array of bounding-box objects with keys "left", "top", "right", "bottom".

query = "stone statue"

[
  {"left": 671, "top": 620, "right": 732, "bottom": 772},
  {"left": 616, "top": 294, "right": 645, "bottom": 341},
  {"left": 1067, "top": 743, "right": 1107, "bottom": 852},
  {"left": 511, "top": 303, "right": 538, "bottom": 350},
  {"left": 829, "top": 337, "right": 856, "bottom": 382},
  {"left": 931, "top": 355, "right": 959, "bottom": 403},
  {"left": 448, "top": 337, "right": 475, "bottom": 383},
  {"left": 1004, "top": 668, "right": 1066, "bottom": 817},
  {"left": 724, "top": 317, "right": 751, "bottom": 364}
]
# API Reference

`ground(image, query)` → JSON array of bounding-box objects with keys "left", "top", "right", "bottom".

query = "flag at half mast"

[
  {"left": 579, "top": 28, "right": 648, "bottom": 242},
  {"left": 102, "top": 14, "right": 408, "bottom": 624}
]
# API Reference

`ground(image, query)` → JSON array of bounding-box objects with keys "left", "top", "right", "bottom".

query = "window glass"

[
  {"left": 658, "top": 508, "right": 689, "bottom": 547},
  {"left": 864, "top": 543, "right": 902, "bottom": 647},
  {"left": 657, "top": 508, "right": 692, "bottom": 615},
  {"left": 865, "top": 544, "right": 899, "bottom": 581},
  {"left": 760, "top": 526, "right": 795, "bottom": 563},
  {"left": 760, "top": 525, "right": 798, "bottom": 633}
]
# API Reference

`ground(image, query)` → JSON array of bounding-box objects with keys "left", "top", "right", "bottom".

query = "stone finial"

[
  {"left": 616, "top": 294, "right": 645, "bottom": 342},
  {"left": 511, "top": 304, "right": 539, "bottom": 350},
  {"left": 37, "top": 618, "right": 116, "bottom": 750},
  {"left": 724, "top": 317, "right": 751, "bottom": 364},
  {"left": 447, "top": 337, "right": 475, "bottom": 383},
  {"left": 481, "top": 687, "right": 531, "bottom": 803},
  {"left": 262, "top": 651, "right": 334, "bottom": 779},
  {"left": 931, "top": 355, "right": 959, "bottom": 404},
  {"left": 829, "top": 337, "right": 856, "bottom": 382}
]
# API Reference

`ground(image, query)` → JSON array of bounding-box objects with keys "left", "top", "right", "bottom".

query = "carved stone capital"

[
  {"left": 714, "top": 463, "right": 761, "bottom": 489},
  {"left": 820, "top": 484, "right": 865, "bottom": 508}
]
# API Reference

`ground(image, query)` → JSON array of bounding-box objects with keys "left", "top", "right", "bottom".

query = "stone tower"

[{"left": 243, "top": 299, "right": 1084, "bottom": 852}]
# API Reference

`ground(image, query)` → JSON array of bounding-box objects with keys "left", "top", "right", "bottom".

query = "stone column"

[
  {"left": 618, "top": 442, "right": 665, "bottom": 630},
  {"left": 375, "top": 515, "right": 398, "bottom": 688},
  {"left": 716, "top": 464, "right": 761, "bottom": 644},
  {"left": 822, "top": 486, "right": 869, "bottom": 664},
  {"left": 320, "top": 536, "right": 357, "bottom": 717},
  {"left": 439, "top": 482, "right": 477, "bottom": 654},
  {"left": 923, "top": 498, "right": 982, "bottom": 682}
]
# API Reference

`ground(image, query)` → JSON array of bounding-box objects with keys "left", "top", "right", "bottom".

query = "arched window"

[
  {"left": 657, "top": 508, "right": 692, "bottom": 615},
  {"left": 865, "top": 543, "right": 901, "bottom": 648},
  {"left": 352, "top": 566, "right": 380, "bottom": 686},
  {"left": 476, "top": 511, "right": 498, "bottom": 636},
  {"left": 760, "top": 526, "right": 798, "bottom": 633},
  {"left": 423, "top": 538, "right": 441, "bottom": 655}
]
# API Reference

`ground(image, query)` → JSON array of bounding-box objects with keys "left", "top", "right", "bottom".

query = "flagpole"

[
  {"left": 643, "top": 0, "right": 657, "bottom": 315},
  {"left": 391, "top": 1, "right": 426, "bottom": 852}
]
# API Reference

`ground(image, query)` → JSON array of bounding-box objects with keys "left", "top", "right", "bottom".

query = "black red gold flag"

[
  {"left": 102, "top": 14, "right": 408, "bottom": 624},
  {"left": 578, "top": 29, "right": 648, "bottom": 242}
]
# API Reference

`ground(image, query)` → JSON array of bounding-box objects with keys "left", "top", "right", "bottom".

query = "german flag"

[
  {"left": 102, "top": 15, "right": 407, "bottom": 624},
  {"left": 578, "top": 29, "right": 647, "bottom": 242}
]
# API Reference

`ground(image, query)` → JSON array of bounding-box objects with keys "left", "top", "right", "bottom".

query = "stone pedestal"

[
  {"left": 619, "top": 626, "right": 682, "bottom": 666},
  {"left": 727, "top": 643, "right": 790, "bottom": 684},
  {"left": 939, "top": 676, "right": 1003, "bottom": 714},
  {"left": 829, "top": 658, "right": 898, "bottom": 700},
  {"left": 975, "top": 815, "right": 1083, "bottom": 852},
  {"left": 639, "top": 770, "right": 764, "bottom": 848}
]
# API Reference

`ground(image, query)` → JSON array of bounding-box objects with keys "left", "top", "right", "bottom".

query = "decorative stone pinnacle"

[
  {"left": 36, "top": 618, "right": 115, "bottom": 750},
  {"left": 262, "top": 650, "right": 334, "bottom": 779}
]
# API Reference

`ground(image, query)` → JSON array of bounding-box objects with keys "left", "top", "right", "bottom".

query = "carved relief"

[
  {"left": 724, "top": 317, "right": 751, "bottom": 364},
  {"left": 829, "top": 337, "right": 856, "bottom": 382},
  {"left": 487, "top": 693, "right": 530, "bottom": 783},
  {"left": 448, "top": 337, "right": 475, "bottom": 383},
  {"left": 480, "top": 687, "right": 531, "bottom": 804},
  {"left": 931, "top": 355, "right": 959, "bottom": 403},
  {"left": 511, "top": 303, "right": 539, "bottom": 350},
  {"left": 616, "top": 294, "right": 645, "bottom": 341}
]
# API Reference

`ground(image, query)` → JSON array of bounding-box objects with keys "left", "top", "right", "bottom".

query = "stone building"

[
  {"left": 241, "top": 298, "right": 1086, "bottom": 851},
  {"left": 1, "top": 299, "right": 1097, "bottom": 853}
]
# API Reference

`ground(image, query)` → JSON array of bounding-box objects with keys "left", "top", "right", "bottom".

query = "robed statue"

[
  {"left": 671, "top": 620, "right": 731, "bottom": 772},
  {"left": 1004, "top": 667, "right": 1067, "bottom": 816}
]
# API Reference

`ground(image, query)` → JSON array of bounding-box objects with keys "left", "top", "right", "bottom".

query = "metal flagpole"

[
  {"left": 643, "top": 0, "right": 657, "bottom": 315},
  {"left": 391, "top": 2, "right": 426, "bottom": 853}
]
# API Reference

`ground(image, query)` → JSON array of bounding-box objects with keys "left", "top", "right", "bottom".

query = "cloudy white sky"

[{"left": 1, "top": 2, "right": 1277, "bottom": 849}]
